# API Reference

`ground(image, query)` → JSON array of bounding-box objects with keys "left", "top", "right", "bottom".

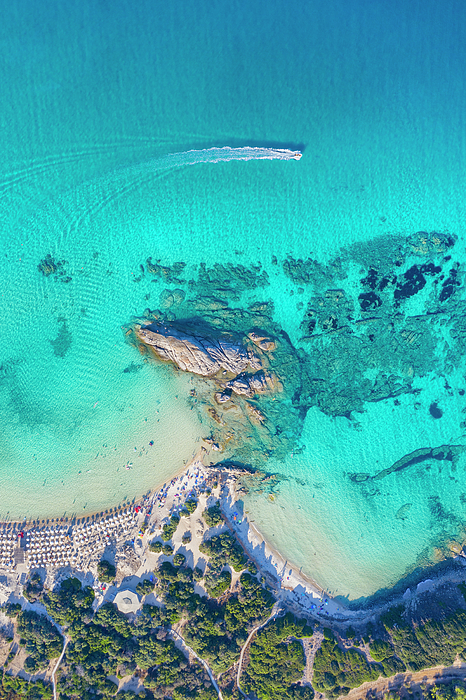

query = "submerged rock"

[{"left": 395, "top": 503, "right": 412, "bottom": 520}]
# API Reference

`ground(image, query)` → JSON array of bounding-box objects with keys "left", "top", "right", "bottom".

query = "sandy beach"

[{"left": 0, "top": 457, "right": 347, "bottom": 622}]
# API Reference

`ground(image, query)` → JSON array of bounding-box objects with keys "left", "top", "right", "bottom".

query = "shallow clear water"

[{"left": 1, "top": 0, "right": 466, "bottom": 598}]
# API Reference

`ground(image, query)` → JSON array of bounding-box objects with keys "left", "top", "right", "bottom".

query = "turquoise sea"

[{"left": 1, "top": 0, "right": 466, "bottom": 601}]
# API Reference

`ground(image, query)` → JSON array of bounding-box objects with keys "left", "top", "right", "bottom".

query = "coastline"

[
  {"left": 0, "top": 456, "right": 344, "bottom": 616},
  {"left": 218, "top": 471, "right": 346, "bottom": 618},
  {"left": 1, "top": 457, "right": 466, "bottom": 623}
]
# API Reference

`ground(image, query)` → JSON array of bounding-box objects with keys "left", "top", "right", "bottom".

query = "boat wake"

[
  {"left": 122, "top": 146, "right": 302, "bottom": 180},
  {"left": 28, "top": 145, "right": 302, "bottom": 246},
  {"left": 165, "top": 146, "right": 302, "bottom": 166}
]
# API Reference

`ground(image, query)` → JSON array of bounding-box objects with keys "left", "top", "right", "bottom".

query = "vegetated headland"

[{"left": 2, "top": 463, "right": 466, "bottom": 700}]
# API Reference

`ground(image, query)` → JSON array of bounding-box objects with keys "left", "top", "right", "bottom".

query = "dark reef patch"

[
  {"left": 37, "top": 253, "right": 71, "bottom": 282},
  {"left": 358, "top": 291, "right": 382, "bottom": 311},
  {"left": 49, "top": 319, "right": 72, "bottom": 358},
  {"left": 123, "top": 362, "right": 144, "bottom": 374},
  {"left": 127, "top": 230, "right": 466, "bottom": 481},
  {"left": 349, "top": 444, "right": 465, "bottom": 484},
  {"left": 429, "top": 402, "right": 443, "bottom": 419}
]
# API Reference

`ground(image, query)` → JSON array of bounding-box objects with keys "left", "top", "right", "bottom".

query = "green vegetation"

[
  {"left": 39, "top": 575, "right": 217, "bottom": 700},
  {"left": 380, "top": 605, "right": 466, "bottom": 670},
  {"left": 0, "top": 671, "right": 53, "bottom": 699},
  {"left": 368, "top": 638, "right": 394, "bottom": 661},
  {"left": 149, "top": 540, "right": 162, "bottom": 553},
  {"left": 313, "top": 630, "right": 380, "bottom": 698},
  {"left": 193, "top": 566, "right": 204, "bottom": 580},
  {"left": 23, "top": 573, "right": 44, "bottom": 604},
  {"left": 155, "top": 565, "right": 274, "bottom": 675},
  {"left": 368, "top": 638, "right": 406, "bottom": 676},
  {"left": 199, "top": 531, "right": 247, "bottom": 572},
  {"left": 310, "top": 603, "right": 466, "bottom": 699},
  {"left": 136, "top": 578, "right": 155, "bottom": 597},
  {"left": 173, "top": 553, "right": 186, "bottom": 567},
  {"left": 241, "top": 613, "right": 314, "bottom": 700},
  {"left": 184, "top": 498, "right": 198, "bottom": 514},
  {"left": 202, "top": 502, "right": 223, "bottom": 527},
  {"left": 161, "top": 515, "right": 180, "bottom": 541},
  {"left": 162, "top": 543, "right": 173, "bottom": 556},
  {"left": 204, "top": 568, "right": 231, "bottom": 598},
  {"left": 248, "top": 561, "right": 258, "bottom": 575},
  {"left": 425, "top": 681, "right": 466, "bottom": 700},
  {"left": 182, "top": 531, "right": 192, "bottom": 544},
  {"left": 96, "top": 559, "right": 116, "bottom": 583},
  {"left": 8, "top": 610, "right": 63, "bottom": 673}
]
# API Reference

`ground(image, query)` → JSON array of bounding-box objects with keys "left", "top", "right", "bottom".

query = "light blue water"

[{"left": 1, "top": 0, "right": 466, "bottom": 598}]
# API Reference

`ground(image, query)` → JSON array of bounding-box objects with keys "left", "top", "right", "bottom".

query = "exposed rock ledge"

[
  {"left": 134, "top": 321, "right": 279, "bottom": 402},
  {"left": 136, "top": 321, "right": 259, "bottom": 377}
]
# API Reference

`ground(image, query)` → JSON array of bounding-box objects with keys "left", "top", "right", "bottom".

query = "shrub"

[
  {"left": 193, "top": 567, "right": 204, "bottom": 581},
  {"left": 182, "top": 531, "right": 192, "bottom": 544},
  {"left": 23, "top": 572, "right": 44, "bottom": 603},
  {"left": 162, "top": 515, "right": 180, "bottom": 541},
  {"left": 3, "top": 603, "right": 21, "bottom": 618},
  {"left": 199, "top": 532, "right": 247, "bottom": 572},
  {"left": 97, "top": 559, "right": 116, "bottom": 583},
  {"left": 15, "top": 610, "right": 63, "bottom": 669},
  {"left": 162, "top": 544, "right": 173, "bottom": 556},
  {"left": 149, "top": 540, "right": 163, "bottom": 553},
  {"left": 184, "top": 498, "right": 198, "bottom": 514},
  {"left": 202, "top": 502, "right": 223, "bottom": 527},
  {"left": 173, "top": 553, "right": 186, "bottom": 567},
  {"left": 136, "top": 579, "right": 155, "bottom": 597},
  {"left": 369, "top": 639, "right": 394, "bottom": 662},
  {"left": 204, "top": 568, "right": 232, "bottom": 598}
]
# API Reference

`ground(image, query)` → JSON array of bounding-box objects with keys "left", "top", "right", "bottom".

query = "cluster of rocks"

[
  {"left": 37, "top": 253, "right": 71, "bottom": 283},
  {"left": 125, "top": 230, "right": 466, "bottom": 474},
  {"left": 135, "top": 321, "right": 262, "bottom": 378}
]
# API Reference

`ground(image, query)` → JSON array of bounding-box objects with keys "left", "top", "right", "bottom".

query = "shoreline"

[
  {"left": 1, "top": 459, "right": 465, "bottom": 622},
  {"left": 219, "top": 472, "right": 345, "bottom": 618}
]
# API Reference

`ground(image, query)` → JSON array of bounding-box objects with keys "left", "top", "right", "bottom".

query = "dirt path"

[
  {"left": 302, "top": 630, "right": 324, "bottom": 684},
  {"left": 52, "top": 635, "right": 69, "bottom": 700},
  {"left": 169, "top": 629, "right": 224, "bottom": 700},
  {"left": 341, "top": 661, "right": 466, "bottom": 700},
  {"left": 236, "top": 601, "right": 283, "bottom": 697}
]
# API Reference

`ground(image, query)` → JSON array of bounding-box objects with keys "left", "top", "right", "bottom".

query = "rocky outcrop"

[
  {"left": 135, "top": 321, "right": 261, "bottom": 378},
  {"left": 224, "top": 370, "right": 276, "bottom": 398}
]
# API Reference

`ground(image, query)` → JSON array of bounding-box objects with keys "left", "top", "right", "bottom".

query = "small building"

[{"left": 113, "top": 589, "right": 140, "bottom": 615}]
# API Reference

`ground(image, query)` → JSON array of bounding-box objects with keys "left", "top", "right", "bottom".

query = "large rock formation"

[{"left": 135, "top": 321, "right": 262, "bottom": 378}]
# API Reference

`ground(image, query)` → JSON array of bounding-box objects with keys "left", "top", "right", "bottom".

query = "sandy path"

[
  {"left": 236, "top": 600, "right": 283, "bottom": 695},
  {"left": 341, "top": 661, "right": 466, "bottom": 700},
  {"left": 52, "top": 635, "right": 69, "bottom": 700}
]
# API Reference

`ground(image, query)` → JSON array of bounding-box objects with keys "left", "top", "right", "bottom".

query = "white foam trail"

[
  {"left": 120, "top": 146, "right": 301, "bottom": 182},
  {"left": 166, "top": 146, "right": 302, "bottom": 166},
  {"left": 34, "top": 146, "right": 302, "bottom": 246}
]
